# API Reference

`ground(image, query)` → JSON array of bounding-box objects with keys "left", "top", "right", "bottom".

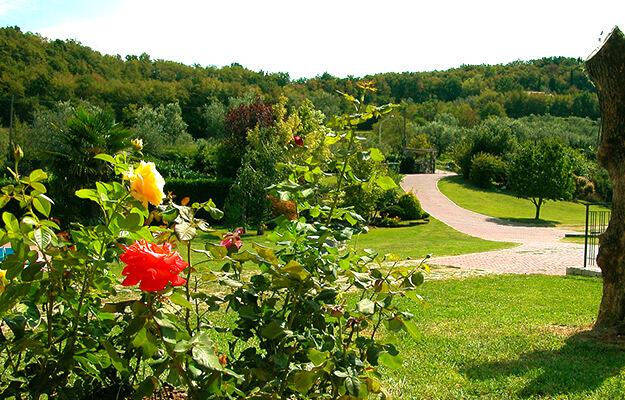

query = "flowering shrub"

[{"left": 0, "top": 85, "right": 427, "bottom": 399}]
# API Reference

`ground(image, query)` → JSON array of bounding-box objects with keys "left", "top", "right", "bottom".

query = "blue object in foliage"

[{"left": 0, "top": 247, "right": 14, "bottom": 262}]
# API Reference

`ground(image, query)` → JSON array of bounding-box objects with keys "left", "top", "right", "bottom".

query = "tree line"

[{"left": 0, "top": 26, "right": 599, "bottom": 138}]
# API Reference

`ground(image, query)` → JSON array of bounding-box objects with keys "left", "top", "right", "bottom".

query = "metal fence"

[{"left": 584, "top": 203, "right": 611, "bottom": 268}]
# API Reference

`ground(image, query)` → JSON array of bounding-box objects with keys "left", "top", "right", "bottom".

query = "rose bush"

[{"left": 0, "top": 85, "right": 427, "bottom": 399}]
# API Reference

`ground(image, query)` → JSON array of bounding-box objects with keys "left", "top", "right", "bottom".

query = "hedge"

[{"left": 164, "top": 178, "right": 233, "bottom": 221}]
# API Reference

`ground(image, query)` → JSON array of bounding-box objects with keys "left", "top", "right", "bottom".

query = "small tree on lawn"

[{"left": 509, "top": 140, "right": 574, "bottom": 220}]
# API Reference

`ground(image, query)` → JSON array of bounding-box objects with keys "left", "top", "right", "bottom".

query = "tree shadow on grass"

[
  {"left": 485, "top": 217, "right": 558, "bottom": 228},
  {"left": 461, "top": 331, "right": 625, "bottom": 398}
]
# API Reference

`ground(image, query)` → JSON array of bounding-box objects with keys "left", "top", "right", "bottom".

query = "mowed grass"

[
  {"left": 351, "top": 218, "right": 514, "bottom": 259},
  {"left": 379, "top": 274, "right": 625, "bottom": 399},
  {"left": 438, "top": 176, "right": 608, "bottom": 229},
  {"left": 189, "top": 218, "right": 514, "bottom": 269},
  {"left": 206, "top": 274, "right": 622, "bottom": 399}
]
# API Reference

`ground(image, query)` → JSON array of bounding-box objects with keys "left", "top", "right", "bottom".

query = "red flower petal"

[{"left": 119, "top": 239, "right": 188, "bottom": 292}]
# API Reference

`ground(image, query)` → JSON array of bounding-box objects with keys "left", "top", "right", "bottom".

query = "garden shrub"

[
  {"left": 0, "top": 85, "right": 427, "bottom": 399},
  {"left": 381, "top": 204, "right": 405, "bottom": 219},
  {"left": 574, "top": 175, "right": 596, "bottom": 201},
  {"left": 375, "top": 188, "right": 401, "bottom": 213},
  {"left": 397, "top": 192, "right": 426, "bottom": 220},
  {"left": 375, "top": 215, "right": 403, "bottom": 227},
  {"left": 165, "top": 177, "right": 232, "bottom": 209},
  {"left": 343, "top": 184, "right": 380, "bottom": 221},
  {"left": 469, "top": 152, "right": 508, "bottom": 188}
]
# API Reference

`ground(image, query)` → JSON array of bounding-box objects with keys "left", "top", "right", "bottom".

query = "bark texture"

[{"left": 586, "top": 27, "right": 625, "bottom": 333}]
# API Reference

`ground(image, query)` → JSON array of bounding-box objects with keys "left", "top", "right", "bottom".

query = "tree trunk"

[
  {"left": 586, "top": 27, "right": 625, "bottom": 334},
  {"left": 533, "top": 198, "right": 543, "bottom": 220}
]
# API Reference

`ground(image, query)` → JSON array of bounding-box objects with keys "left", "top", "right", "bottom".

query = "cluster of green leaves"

[
  {"left": 191, "top": 84, "right": 427, "bottom": 398},
  {"left": 0, "top": 85, "right": 427, "bottom": 399},
  {"left": 0, "top": 149, "right": 236, "bottom": 399},
  {"left": 508, "top": 140, "right": 575, "bottom": 219},
  {"left": 0, "top": 151, "right": 153, "bottom": 398}
]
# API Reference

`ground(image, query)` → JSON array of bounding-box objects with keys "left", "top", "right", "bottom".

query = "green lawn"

[
  {"left": 351, "top": 218, "right": 514, "bottom": 259},
  {"left": 205, "top": 274, "right": 621, "bottom": 399},
  {"left": 438, "top": 176, "right": 607, "bottom": 229},
  {"left": 380, "top": 274, "right": 624, "bottom": 399},
  {"left": 190, "top": 218, "right": 513, "bottom": 269}
]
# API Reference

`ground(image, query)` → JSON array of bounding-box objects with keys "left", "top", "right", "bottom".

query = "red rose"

[
  {"left": 220, "top": 228, "right": 244, "bottom": 254},
  {"left": 293, "top": 135, "right": 304, "bottom": 146},
  {"left": 220, "top": 236, "right": 242, "bottom": 253},
  {"left": 120, "top": 240, "right": 188, "bottom": 292}
]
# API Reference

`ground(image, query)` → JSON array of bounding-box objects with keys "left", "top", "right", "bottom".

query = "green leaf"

[
  {"left": 307, "top": 349, "right": 329, "bottom": 367},
  {"left": 94, "top": 154, "right": 116, "bottom": 164},
  {"left": 260, "top": 320, "right": 286, "bottom": 340},
  {"left": 375, "top": 176, "right": 397, "bottom": 190},
  {"left": 133, "top": 376, "right": 158, "bottom": 399},
  {"left": 357, "top": 298, "right": 376, "bottom": 315},
  {"left": 253, "top": 243, "right": 279, "bottom": 265},
  {"left": 289, "top": 370, "right": 318, "bottom": 394},
  {"left": 369, "top": 147, "right": 385, "bottom": 162},
  {"left": 402, "top": 319, "right": 422, "bottom": 341},
  {"left": 28, "top": 169, "right": 48, "bottom": 183},
  {"left": 345, "top": 375, "right": 361, "bottom": 396},
  {"left": 192, "top": 346, "right": 223, "bottom": 370},
  {"left": 2, "top": 212, "right": 19, "bottom": 233},
  {"left": 30, "top": 182, "right": 46, "bottom": 193},
  {"left": 0, "top": 195, "right": 10, "bottom": 209},
  {"left": 75, "top": 189, "right": 99, "bottom": 201},
  {"left": 281, "top": 261, "right": 311, "bottom": 282},
  {"left": 102, "top": 341, "right": 128, "bottom": 374},
  {"left": 22, "top": 216, "right": 38, "bottom": 226},
  {"left": 230, "top": 250, "right": 260, "bottom": 263},
  {"left": 378, "top": 352, "right": 402, "bottom": 370},
  {"left": 33, "top": 196, "right": 52, "bottom": 217},
  {"left": 121, "top": 212, "right": 143, "bottom": 230},
  {"left": 205, "top": 243, "right": 227, "bottom": 260},
  {"left": 169, "top": 292, "right": 193, "bottom": 310},
  {"left": 33, "top": 227, "right": 53, "bottom": 249}
]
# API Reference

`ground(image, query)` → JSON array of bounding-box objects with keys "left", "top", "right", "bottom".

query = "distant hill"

[{"left": 0, "top": 26, "right": 599, "bottom": 136}]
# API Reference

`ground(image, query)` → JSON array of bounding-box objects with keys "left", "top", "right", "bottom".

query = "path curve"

[{"left": 401, "top": 172, "right": 584, "bottom": 275}]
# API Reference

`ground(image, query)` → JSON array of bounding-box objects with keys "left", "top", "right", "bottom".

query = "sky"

[{"left": 1, "top": 0, "right": 624, "bottom": 79}]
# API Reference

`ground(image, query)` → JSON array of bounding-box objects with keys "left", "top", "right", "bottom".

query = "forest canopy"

[{"left": 0, "top": 26, "right": 599, "bottom": 137}]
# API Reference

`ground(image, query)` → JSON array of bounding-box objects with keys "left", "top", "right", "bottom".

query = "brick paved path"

[{"left": 401, "top": 172, "right": 584, "bottom": 275}]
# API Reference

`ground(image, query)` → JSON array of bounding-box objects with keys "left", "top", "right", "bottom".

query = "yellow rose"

[
  {"left": 0, "top": 269, "right": 8, "bottom": 294},
  {"left": 125, "top": 161, "right": 165, "bottom": 207},
  {"left": 131, "top": 138, "right": 144, "bottom": 151}
]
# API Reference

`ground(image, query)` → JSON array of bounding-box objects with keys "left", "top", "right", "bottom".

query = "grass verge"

[
  {"left": 382, "top": 274, "right": 622, "bottom": 399},
  {"left": 438, "top": 176, "right": 608, "bottom": 229}
]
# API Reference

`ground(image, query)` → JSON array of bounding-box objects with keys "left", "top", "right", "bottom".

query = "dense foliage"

[
  {"left": 0, "top": 86, "right": 428, "bottom": 398},
  {"left": 1, "top": 26, "right": 599, "bottom": 139},
  {"left": 509, "top": 140, "right": 575, "bottom": 219}
]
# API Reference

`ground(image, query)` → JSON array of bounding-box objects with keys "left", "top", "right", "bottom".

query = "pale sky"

[{"left": 1, "top": 0, "right": 624, "bottom": 79}]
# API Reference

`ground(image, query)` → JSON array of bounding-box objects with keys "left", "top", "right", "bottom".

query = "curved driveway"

[{"left": 401, "top": 172, "right": 584, "bottom": 275}]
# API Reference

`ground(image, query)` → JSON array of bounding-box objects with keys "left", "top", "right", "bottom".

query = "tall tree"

[
  {"left": 508, "top": 140, "right": 574, "bottom": 219},
  {"left": 586, "top": 26, "right": 625, "bottom": 334}
]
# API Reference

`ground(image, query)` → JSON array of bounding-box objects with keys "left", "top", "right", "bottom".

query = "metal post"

[{"left": 584, "top": 203, "right": 590, "bottom": 268}]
